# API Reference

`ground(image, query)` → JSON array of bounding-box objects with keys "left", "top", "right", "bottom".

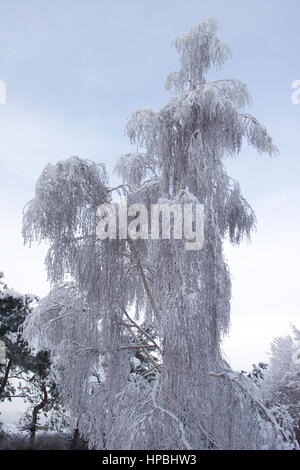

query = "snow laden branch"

[
  {"left": 209, "top": 370, "right": 298, "bottom": 448},
  {"left": 122, "top": 308, "right": 162, "bottom": 355},
  {"left": 165, "top": 19, "right": 231, "bottom": 93},
  {"left": 22, "top": 156, "right": 109, "bottom": 246}
]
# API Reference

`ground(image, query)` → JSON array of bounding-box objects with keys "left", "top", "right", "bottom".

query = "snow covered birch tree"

[{"left": 22, "top": 20, "right": 297, "bottom": 449}]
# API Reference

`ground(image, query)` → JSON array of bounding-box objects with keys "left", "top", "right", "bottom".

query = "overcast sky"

[{"left": 0, "top": 0, "right": 299, "bottom": 395}]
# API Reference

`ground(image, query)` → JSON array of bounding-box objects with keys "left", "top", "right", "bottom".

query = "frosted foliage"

[
  {"left": 165, "top": 19, "right": 231, "bottom": 93},
  {"left": 22, "top": 283, "right": 133, "bottom": 447},
  {"left": 22, "top": 21, "right": 295, "bottom": 450},
  {"left": 115, "top": 152, "right": 159, "bottom": 189},
  {"left": 23, "top": 156, "right": 108, "bottom": 245},
  {"left": 262, "top": 329, "right": 300, "bottom": 432}
]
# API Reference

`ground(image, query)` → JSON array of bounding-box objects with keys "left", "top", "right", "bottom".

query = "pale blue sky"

[{"left": 0, "top": 0, "right": 299, "bottom": 381}]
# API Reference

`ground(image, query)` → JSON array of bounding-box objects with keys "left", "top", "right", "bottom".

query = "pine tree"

[
  {"left": 0, "top": 272, "right": 36, "bottom": 400},
  {"left": 0, "top": 273, "right": 65, "bottom": 448}
]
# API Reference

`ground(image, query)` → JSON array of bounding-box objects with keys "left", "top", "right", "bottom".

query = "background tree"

[
  {"left": 262, "top": 327, "right": 300, "bottom": 443},
  {"left": 0, "top": 272, "right": 66, "bottom": 448},
  {"left": 0, "top": 272, "right": 36, "bottom": 400},
  {"left": 22, "top": 20, "right": 297, "bottom": 450}
]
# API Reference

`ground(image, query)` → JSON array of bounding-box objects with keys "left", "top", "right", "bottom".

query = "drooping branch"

[{"left": 209, "top": 371, "right": 293, "bottom": 443}]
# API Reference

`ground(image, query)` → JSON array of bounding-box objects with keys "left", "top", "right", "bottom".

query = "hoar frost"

[{"left": 22, "top": 19, "right": 298, "bottom": 450}]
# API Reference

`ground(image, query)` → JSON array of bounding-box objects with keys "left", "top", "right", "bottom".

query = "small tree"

[
  {"left": 0, "top": 272, "right": 36, "bottom": 400},
  {"left": 0, "top": 273, "right": 66, "bottom": 448}
]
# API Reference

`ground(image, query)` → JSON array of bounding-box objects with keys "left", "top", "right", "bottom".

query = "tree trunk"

[
  {"left": 70, "top": 426, "right": 80, "bottom": 450},
  {"left": 0, "top": 359, "right": 12, "bottom": 397},
  {"left": 29, "top": 385, "right": 48, "bottom": 449}
]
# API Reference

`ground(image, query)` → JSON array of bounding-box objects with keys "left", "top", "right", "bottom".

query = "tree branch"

[
  {"left": 128, "top": 239, "right": 161, "bottom": 321},
  {"left": 122, "top": 309, "right": 162, "bottom": 354}
]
